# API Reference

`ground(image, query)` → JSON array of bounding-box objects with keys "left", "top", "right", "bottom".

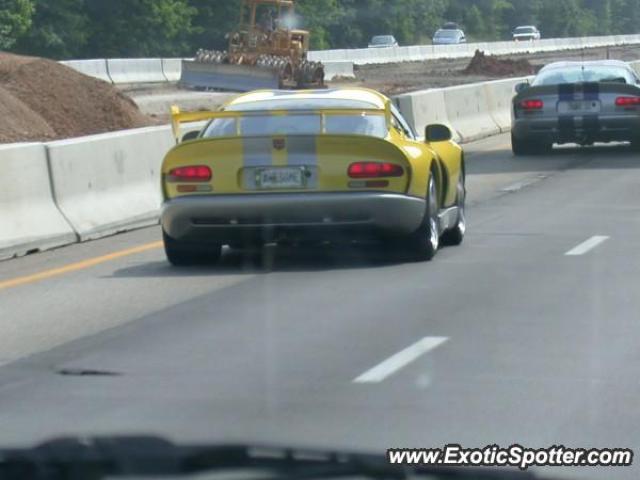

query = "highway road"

[{"left": 0, "top": 133, "right": 638, "bottom": 480}]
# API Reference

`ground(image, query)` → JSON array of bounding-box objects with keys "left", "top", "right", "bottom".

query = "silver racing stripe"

[
  {"left": 242, "top": 137, "right": 272, "bottom": 190},
  {"left": 285, "top": 136, "right": 318, "bottom": 166},
  {"left": 242, "top": 137, "right": 273, "bottom": 167},
  {"left": 285, "top": 136, "right": 318, "bottom": 188},
  {"left": 241, "top": 136, "right": 320, "bottom": 189}
]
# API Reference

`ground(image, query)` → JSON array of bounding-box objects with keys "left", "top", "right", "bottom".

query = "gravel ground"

[
  {"left": 121, "top": 44, "right": 640, "bottom": 117},
  {"left": 332, "top": 44, "right": 640, "bottom": 96}
]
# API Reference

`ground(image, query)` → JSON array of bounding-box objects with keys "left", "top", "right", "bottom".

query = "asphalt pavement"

[{"left": 0, "top": 134, "right": 638, "bottom": 480}]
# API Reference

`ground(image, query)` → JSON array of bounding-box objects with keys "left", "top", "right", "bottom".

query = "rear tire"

[
  {"left": 163, "top": 231, "right": 222, "bottom": 266},
  {"left": 228, "top": 240, "right": 264, "bottom": 251},
  {"left": 399, "top": 172, "right": 440, "bottom": 261},
  {"left": 441, "top": 171, "right": 466, "bottom": 247},
  {"left": 511, "top": 132, "right": 534, "bottom": 156},
  {"left": 512, "top": 133, "right": 551, "bottom": 156}
]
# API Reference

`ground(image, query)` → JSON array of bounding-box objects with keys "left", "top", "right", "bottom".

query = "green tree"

[
  {"left": 5, "top": 0, "right": 639, "bottom": 58},
  {"left": 610, "top": 0, "right": 640, "bottom": 34},
  {"left": 463, "top": 5, "right": 486, "bottom": 38},
  {"left": 83, "top": 0, "right": 197, "bottom": 57},
  {"left": 14, "top": 0, "right": 89, "bottom": 59},
  {"left": 297, "top": 0, "right": 345, "bottom": 49},
  {"left": 187, "top": 0, "right": 239, "bottom": 51},
  {"left": 539, "top": 0, "right": 585, "bottom": 37},
  {"left": 583, "top": 0, "right": 610, "bottom": 35},
  {"left": 0, "top": 0, "right": 34, "bottom": 49},
  {"left": 500, "top": 0, "right": 543, "bottom": 36}
]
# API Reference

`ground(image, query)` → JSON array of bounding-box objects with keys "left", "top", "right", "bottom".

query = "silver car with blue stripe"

[{"left": 511, "top": 60, "right": 640, "bottom": 155}]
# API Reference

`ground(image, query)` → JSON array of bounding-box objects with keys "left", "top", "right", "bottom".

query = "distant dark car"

[
  {"left": 432, "top": 29, "right": 466, "bottom": 45},
  {"left": 511, "top": 60, "right": 640, "bottom": 155},
  {"left": 368, "top": 35, "right": 398, "bottom": 48},
  {"left": 512, "top": 25, "right": 541, "bottom": 41}
]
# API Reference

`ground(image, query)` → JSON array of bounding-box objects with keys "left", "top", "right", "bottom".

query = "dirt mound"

[
  {"left": 463, "top": 50, "right": 537, "bottom": 77},
  {"left": 0, "top": 86, "right": 56, "bottom": 143},
  {"left": 0, "top": 52, "right": 153, "bottom": 143}
]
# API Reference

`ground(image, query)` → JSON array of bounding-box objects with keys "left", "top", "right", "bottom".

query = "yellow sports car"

[{"left": 161, "top": 88, "right": 466, "bottom": 265}]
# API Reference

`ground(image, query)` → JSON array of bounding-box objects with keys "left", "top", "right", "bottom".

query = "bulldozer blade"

[{"left": 180, "top": 60, "right": 281, "bottom": 91}]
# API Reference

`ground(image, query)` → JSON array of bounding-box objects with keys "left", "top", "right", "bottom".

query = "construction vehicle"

[{"left": 181, "top": 0, "right": 325, "bottom": 91}]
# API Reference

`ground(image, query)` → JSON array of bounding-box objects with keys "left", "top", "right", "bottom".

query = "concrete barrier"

[
  {"left": 483, "top": 76, "right": 532, "bottom": 132},
  {"left": 162, "top": 58, "right": 182, "bottom": 82},
  {"left": 324, "top": 61, "right": 355, "bottom": 80},
  {"left": 59, "top": 33, "right": 640, "bottom": 83},
  {"left": 0, "top": 143, "right": 77, "bottom": 260},
  {"left": 310, "top": 33, "right": 640, "bottom": 66},
  {"left": 443, "top": 83, "right": 500, "bottom": 142},
  {"left": 60, "top": 59, "right": 112, "bottom": 83},
  {"left": 107, "top": 58, "right": 167, "bottom": 84},
  {"left": 394, "top": 89, "right": 459, "bottom": 142},
  {"left": 46, "top": 126, "right": 175, "bottom": 240}
]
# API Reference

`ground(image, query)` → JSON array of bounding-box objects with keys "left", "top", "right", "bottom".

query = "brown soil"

[
  {"left": 0, "top": 52, "right": 155, "bottom": 143},
  {"left": 463, "top": 50, "right": 538, "bottom": 77}
]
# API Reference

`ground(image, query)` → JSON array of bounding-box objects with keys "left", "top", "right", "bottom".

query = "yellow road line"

[{"left": 0, "top": 241, "right": 163, "bottom": 291}]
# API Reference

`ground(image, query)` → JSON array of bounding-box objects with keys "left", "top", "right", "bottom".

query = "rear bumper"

[
  {"left": 512, "top": 115, "right": 640, "bottom": 144},
  {"left": 161, "top": 192, "right": 426, "bottom": 243}
]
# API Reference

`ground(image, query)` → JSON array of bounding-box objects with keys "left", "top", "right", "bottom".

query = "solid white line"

[
  {"left": 565, "top": 236, "right": 610, "bottom": 256},
  {"left": 353, "top": 336, "right": 449, "bottom": 384}
]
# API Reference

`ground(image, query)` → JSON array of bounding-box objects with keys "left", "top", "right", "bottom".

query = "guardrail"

[
  {"left": 308, "top": 34, "right": 640, "bottom": 65},
  {"left": 60, "top": 58, "right": 355, "bottom": 84}
]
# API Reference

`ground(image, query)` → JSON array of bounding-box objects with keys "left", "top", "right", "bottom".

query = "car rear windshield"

[
  {"left": 370, "top": 36, "right": 394, "bottom": 45},
  {"left": 514, "top": 27, "right": 535, "bottom": 34},
  {"left": 202, "top": 112, "right": 388, "bottom": 139},
  {"left": 533, "top": 66, "right": 637, "bottom": 85},
  {"left": 434, "top": 30, "right": 459, "bottom": 38}
]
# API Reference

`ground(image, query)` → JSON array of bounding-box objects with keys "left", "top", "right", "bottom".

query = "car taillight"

[
  {"left": 520, "top": 99, "right": 544, "bottom": 110},
  {"left": 615, "top": 96, "right": 640, "bottom": 107},
  {"left": 168, "top": 165, "right": 212, "bottom": 182},
  {"left": 348, "top": 162, "right": 404, "bottom": 178}
]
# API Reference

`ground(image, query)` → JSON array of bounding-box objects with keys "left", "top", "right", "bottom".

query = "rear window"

[
  {"left": 370, "top": 36, "right": 395, "bottom": 45},
  {"left": 202, "top": 113, "right": 388, "bottom": 139},
  {"left": 533, "top": 66, "right": 636, "bottom": 85},
  {"left": 226, "top": 98, "right": 383, "bottom": 111},
  {"left": 435, "top": 30, "right": 459, "bottom": 39},
  {"left": 514, "top": 27, "right": 535, "bottom": 34}
]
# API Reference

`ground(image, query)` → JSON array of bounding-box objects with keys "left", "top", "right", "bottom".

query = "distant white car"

[
  {"left": 513, "top": 26, "right": 541, "bottom": 41},
  {"left": 432, "top": 29, "right": 466, "bottom": 45},
  {"left": 368, "top": 35, "right": 398, "bottom": 48}
]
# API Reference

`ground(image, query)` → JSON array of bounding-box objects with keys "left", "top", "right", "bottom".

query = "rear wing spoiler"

[
  {"left": 170, "top": 101, "right": 394, "bottom": 144},
  {"left": 514, "top": 82, "right": 640, "bottom": 100}
]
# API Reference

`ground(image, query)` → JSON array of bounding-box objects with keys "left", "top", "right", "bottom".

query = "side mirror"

[
  {"left": 515, "top": 82, "right": 530, "bottom": 93},
  {"left": 181, "top": 130, "right": 200, "bottom": 143},
  {"left": 425, "top": 124, "right": 453, "bottom": 143}
]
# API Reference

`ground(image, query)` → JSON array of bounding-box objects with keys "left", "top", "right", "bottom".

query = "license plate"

[
  {"left": 256, "top": 167, "right": 304, "bottom": 189},
  {"left": 558, "top": 100, "right": 600, "bottom": 114}
]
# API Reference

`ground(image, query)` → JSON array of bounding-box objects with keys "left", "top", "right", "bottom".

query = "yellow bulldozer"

[{"left": 181, "top": 0, "right": 325, "bottom": 91}]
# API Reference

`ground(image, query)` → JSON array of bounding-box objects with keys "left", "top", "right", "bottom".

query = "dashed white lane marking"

[
  {"left": 565, "top": 236, "right": 610, "bottom": 256},
  {"left": 353, "top": 336, "right": 449, "bottom": 384},
  {"left": 501, "top": 174, "right": 548, "bottom": 193}
]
